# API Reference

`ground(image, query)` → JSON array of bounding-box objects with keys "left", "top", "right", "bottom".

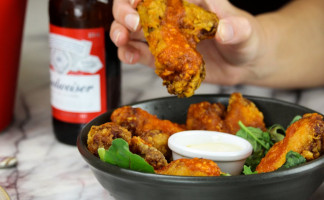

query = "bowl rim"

[{"left": 77, "top": 94, "right": 324, "bottom": 184}]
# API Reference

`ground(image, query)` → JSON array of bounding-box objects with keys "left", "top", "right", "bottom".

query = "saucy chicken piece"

[
  {"left": 256, "top": 113, "right": 324, "bottom": 173},
  {"left": 155, "top": 158, "right": 222, "bottom": 176},
  {"left": 130, "top": 136, "right": 168, "bottom": 170},
  {"left": 87, "top": 122, "right": 132, "bottom": 155},
  {"left": 110, "top": 106, "right": 185, "bottom": 136},
  {"left": 224, "top": 93, "right": 266, "bottom": 134},
  {"left": 186, "top": 101, "right": 228, "bottom": 132},
  {"left": 137, "top": 0, "right": 218, "bottom": 97}
]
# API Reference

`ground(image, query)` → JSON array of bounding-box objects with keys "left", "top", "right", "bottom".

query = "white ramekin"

[{"left": 168, "top": 130, "right": 253, "bottom": 175}]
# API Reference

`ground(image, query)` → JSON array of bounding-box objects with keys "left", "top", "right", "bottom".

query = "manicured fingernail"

[
  {"left": 125, "top": 13, "right": 140, "bottom": 31},
  {"left": 113, "top": 30, "right": 121, "bottom": 44},
  {"left": 218, "top": 19, "right": 234, "bottom": 43},
  {"left": 125, "top": 51, "right": 134, "bottom": 63},
  {"left": 130, "top": 0, "right": 135, "bottom": 6}
]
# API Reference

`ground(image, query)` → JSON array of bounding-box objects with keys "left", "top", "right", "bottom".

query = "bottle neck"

[{"left": 49, "top": 0, "right": 104, "bottom": 28}]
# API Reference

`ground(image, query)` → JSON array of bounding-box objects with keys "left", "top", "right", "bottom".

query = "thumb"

[
  {"left": 215, "top": 15, "right": 261, "bottom": 65},
  {"left": 216, "top": 16, "right": 252, "bottom": 45}
]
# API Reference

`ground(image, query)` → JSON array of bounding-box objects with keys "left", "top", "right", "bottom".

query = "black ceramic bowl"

[{"left": 77, "top": 94, "right": 324, "bottom": 200}]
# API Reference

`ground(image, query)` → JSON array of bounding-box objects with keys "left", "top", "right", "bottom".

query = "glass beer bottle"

[{"left": 49, "top": 0, "right": 121, "bottom": 145}]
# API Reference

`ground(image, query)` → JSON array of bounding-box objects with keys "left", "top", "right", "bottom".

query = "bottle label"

[{"left": 49, "top": 24, "right": 107, "bottom": 124}]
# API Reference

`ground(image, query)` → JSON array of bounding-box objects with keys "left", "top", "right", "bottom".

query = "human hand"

[{"left": 110, "top": 0, "right": 271, "bottom": 86}]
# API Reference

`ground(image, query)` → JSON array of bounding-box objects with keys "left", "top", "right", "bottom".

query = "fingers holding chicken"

[
  {"left": 137, "top": 0, "right": 218, "bottom": 97},
  {"left": 181, "top": 1, "right": 220, "bottom": 42}
]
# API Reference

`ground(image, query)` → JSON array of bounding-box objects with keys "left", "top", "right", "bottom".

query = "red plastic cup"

[{"left": 0, "top": 1, "right": 27, "bottom": 132}]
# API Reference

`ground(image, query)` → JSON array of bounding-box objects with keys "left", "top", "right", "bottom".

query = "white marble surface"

[{"left": 1, "top": 0, "right": 324, "bottom": 199}]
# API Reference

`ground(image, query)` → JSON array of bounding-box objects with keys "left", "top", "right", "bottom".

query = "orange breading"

[
  {"left": 137, "top": 0, "right": 218, "bottom": 97},
  {"left": 155, "top": 158, "right": 222, "bottom": 176},
  {"left": 186, "top": 101, "right": 228, "bottom": 132},
  {"left": 224, "top": 92, "right": 266, "bottom": 134},
  {"left": 256, "top": 113, "right": 324, "bottom": 173},
  {"left": 87, "top": 122, "right": 132, "bottom": 155},
  {"left": 110, "top": 106, "right": 186, "bottom": 136}
]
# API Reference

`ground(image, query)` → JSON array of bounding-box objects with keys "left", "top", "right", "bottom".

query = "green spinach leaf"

[
  {"left": 244, "top": 149, "right": 265, "bottom": 171},
  {"left": 236, "top": 121, "right": 274, "bottom": 171},
  {"left": 242, "top": 165, "right": 258, "bottom": 175},
  {"left": 279, "top": 151, "right": 306, "bottom": 169},
  {"left": 236, "top": 121, "right": 273, "bottom": 151},
  {"left": 98, "top": 138, "right": 155, "bottom": 173}
]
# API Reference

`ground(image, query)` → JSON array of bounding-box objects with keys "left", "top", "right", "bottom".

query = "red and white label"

[{"left": 49, "top": 24, "right": 107, "bottom": 123}]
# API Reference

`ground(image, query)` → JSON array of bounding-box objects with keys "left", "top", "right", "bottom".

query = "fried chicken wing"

[
  {"left": 130, "top": 136, "right": 168, "bottom": 170},
  {"left": 87, "top": 122, "right": 132, "bottom": 155},
  {"left": 256, "top": 113, "right": 324, "bottom": 173},
  {"left": 138, "top": 129, "right": 171, "bottom": 160},
  {"left": 137, "top": 0, "right": 218, "bottom": 97},
  {"left": 186, "top": 101, "right": 228, "bottom": 132},
  {"left": 224, "top": 93, "right": 266, "bottom": 134},
  {"left": 155, "top": 158, "right": 222, "bottom": 176},
  {"left": 110, "top": 106, "right": 186, "bottom": 136}
]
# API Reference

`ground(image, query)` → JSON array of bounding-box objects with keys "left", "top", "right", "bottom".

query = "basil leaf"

[
  {"left": 279, "top": 151, "right": 306, "bottom": 169},
  {"left": 98, "top": 139, "right": 155, "bottom": 173}
]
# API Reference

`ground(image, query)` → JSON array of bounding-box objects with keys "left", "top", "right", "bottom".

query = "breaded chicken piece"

[
  {"left": 138, "top": 129, "right": 171, "bottom": 160},
  {"left": 155, "top": 158, "right": 222, "bottom": 176},
  {"left": 130, "top": 136, "right": 168, "bottom": 170},
  {"left": 224, "top": 93, "right": 266, "bottom": 134},
  {"left": 137, "top": 0, "right": 218, "bottom": 97},
  {"left": 87, "top": 122, "right": 132, "bottom": 155},
  {"left": 186, "top": 101, "right": 228, "bottom": 132},
  {"left": 110, "top": 106, "right": 185, "bottom": 136},
  {"left": 256, "top": 113, "right": 324, "bottom": 173}
]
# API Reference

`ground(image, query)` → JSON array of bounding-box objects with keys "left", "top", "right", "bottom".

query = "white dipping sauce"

[{"left": 187, "top": 142, "right": 243, "bottom": 152}]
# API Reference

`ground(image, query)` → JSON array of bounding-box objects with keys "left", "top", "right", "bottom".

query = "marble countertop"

[{"left": 1, "top": 0, "right": 324, "bottom": 199}]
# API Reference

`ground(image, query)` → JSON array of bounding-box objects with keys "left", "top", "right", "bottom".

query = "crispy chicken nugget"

[
  {"left": 138, "top": 129, "right": 171, "bottom": 160},
  {"left": 155, "top": 158, "right": 222, "bottom": 176},
  {"left": 137, "top": 0, "right": 218, "bottom": 97},
  {"left": 130, "top": 136, "right": 168, "bottom": 170},
  {"left": 224, "top": 93, "right": 266, "bottom": 134},
  {"left": 110, "top": 106, "right": 185, "bottom": 136},
  {"left": 256, "top": 113, "right": 324, "bottom": 173},
  {"left": 186, "top": 101, "right": 228, "bottom": 132},
  {"left": 87, "top": 122, "right": 132, "bottom": 155}
]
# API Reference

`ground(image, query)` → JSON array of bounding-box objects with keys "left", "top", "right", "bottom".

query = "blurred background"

[{"left": 19, "top": 0, "right": 49, "bottom": 93}]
